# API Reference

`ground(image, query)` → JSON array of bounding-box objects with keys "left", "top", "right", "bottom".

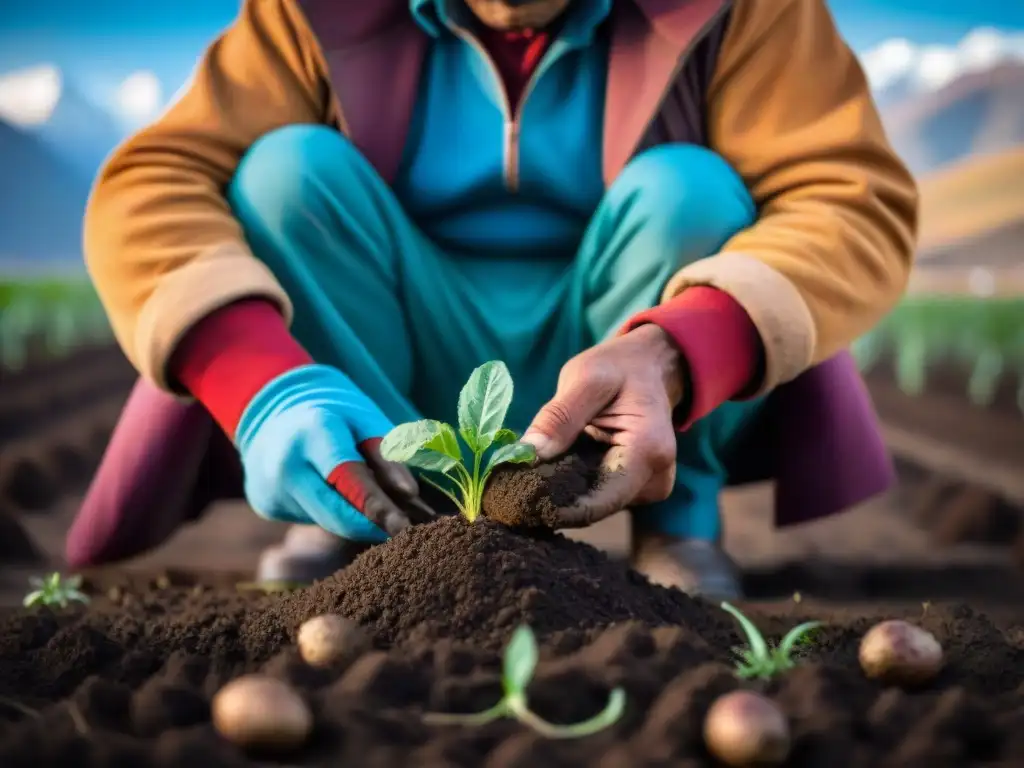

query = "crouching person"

[{"left": 70, "top": 0, "right": 917, "bottom": 599}]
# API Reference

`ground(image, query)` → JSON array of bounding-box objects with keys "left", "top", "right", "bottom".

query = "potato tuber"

[
  {"left": 703, "top": 690, "right": 790, "bottom": 766},
  {"left": 297, "top": 614, "right": 369, "bottom": 668},
  {"left": 212, "top": 675, "right": 312, "bottom": 751},
  {"left": 859, "top": 619, "right": 943, "bottom": 686}
]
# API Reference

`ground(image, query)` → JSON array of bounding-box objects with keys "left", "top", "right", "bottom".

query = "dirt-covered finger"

[
  {"left": 361, "top": 439, "right": 419, "bottom": 498},
  {"left": 330, "top": 462, "right": 413, "bottom": 537},
  {"left": 554, "top": 451, "right": 647, "bottom": 528}
]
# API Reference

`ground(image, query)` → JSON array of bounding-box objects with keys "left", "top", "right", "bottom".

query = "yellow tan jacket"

[{"left": 84, "top": 0, "right": 918, "bottom": 395}]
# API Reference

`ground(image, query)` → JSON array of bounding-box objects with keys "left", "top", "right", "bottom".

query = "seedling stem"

[
  {"left": 721, "top": 601, "right": 821, "bottom": 680},
  {"left": 381, "top": 361, "right": 536, "bottom": 522},
  {"left": 422, "top": 625, "right": 625, "bottom": 738}
]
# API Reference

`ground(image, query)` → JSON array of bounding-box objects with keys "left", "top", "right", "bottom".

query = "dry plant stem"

[
  {"left": 0, "top": 697, "right": 39, "bottom": 719},
  {"left": 67, "top": 701, "right": 89, "bottom": 735}
]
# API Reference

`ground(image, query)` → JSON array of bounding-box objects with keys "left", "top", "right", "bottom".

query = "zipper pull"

[{"left": 504, "top": 120, "right": 521, "bottom": 193}]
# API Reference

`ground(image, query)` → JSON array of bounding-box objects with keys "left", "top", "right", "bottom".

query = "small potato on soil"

[
  {"left": 482, "top": 437, "right": 605, "bottom": 529},
  {"left": 297, "top": 614, "right": 369, "bottom": 668},
  {"left": 212, "top": 675, "right": 312, "bottom": 752},
  {"left": 703, "top": 690, "right": 790, "bottom": 767},
  {"left": 859, "top": 619, "right": 944, "bottom": 686}
]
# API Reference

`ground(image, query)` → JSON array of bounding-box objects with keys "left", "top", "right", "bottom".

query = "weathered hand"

[{"left": 522, "top": 324, "right": 686, "bottom": 528}]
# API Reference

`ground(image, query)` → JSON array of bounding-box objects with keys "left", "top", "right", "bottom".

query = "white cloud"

[
  {"left": 861, "top": 27, "right": 1024, "bottom": 93},
  {"left": 0, "top": 64, "right": 62, "bottom": 127},
  {"left": 114, "top": 70, "right": 163, "bottom": 124}
]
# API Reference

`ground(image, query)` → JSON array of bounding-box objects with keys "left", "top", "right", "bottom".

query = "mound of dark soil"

[
  {"left": 2, "top": 518, "right": 1024, "bottom": 766},
  {"left": 482, "top": 439, "right": 606, "bottom": 529},
  {"left": 276, "top": 516, "right": 713, "bottom": 650}
]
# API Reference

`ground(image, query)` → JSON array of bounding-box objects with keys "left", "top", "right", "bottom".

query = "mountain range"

[
  {"left": 881, "top": 61, "right": 1024, "bottom": 177},
  {"left": 30, "top": 83, "right": 123, "bottom": 177},
  {"left": 0, "top": 119, "right": 92, "bottom": 268},
  {"left": 0, "top": 51, "right": 1021, "bottom": 270}
]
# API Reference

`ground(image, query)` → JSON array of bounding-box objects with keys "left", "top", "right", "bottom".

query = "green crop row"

[
  {"left": 0, "top": 278, "right": 113, "bottom": 371},
  {"left": 854, "top": 296, "right": 1024, "bottom": 412}
]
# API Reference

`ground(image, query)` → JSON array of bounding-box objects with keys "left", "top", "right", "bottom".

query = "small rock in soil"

[{"left": 482, "top": 437, "right": 606, "bottom": 529}]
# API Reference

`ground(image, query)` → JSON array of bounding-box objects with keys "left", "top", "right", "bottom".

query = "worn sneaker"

[
  {"left": 256, "top": 524, "right": 372, "bottom": 584},
  {"left": 630, "top": 532, "right": 743, "bottom": 600}
]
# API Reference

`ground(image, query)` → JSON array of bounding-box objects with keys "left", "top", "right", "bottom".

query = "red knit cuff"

[
  {"left": 621, "top": 287, "right": 763, "bottom": 429},
  {"left": 169, "top": 299, "right": 313, "bottom": 437}
]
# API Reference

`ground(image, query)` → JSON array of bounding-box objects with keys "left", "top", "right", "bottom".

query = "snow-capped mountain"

[
  {"left": 862, "top": 29, "right": 1024, "bottom": 175},
  {"left": 27, "top": 83, "right": 124, "bottom": 179}
]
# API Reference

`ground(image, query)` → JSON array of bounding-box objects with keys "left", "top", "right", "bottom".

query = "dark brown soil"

[
  {"left": 483, "top": 439, "right": 606, "bottom": 529},
  {"left": 2, "top": 517, "right": 1024, "bottom": 766}
]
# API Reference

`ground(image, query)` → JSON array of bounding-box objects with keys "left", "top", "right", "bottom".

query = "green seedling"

[
  {"left": 423, "top": 625, "right": 625, "bottom": 738},
  {"left": 721, "top": 602, "right": 821, "bottom": 680},
  {"left": 23, "top": 573, "right": 89, "bottom": 609},
  {"left": 380, "top": 360, "right": 536, "bottom": 522}
]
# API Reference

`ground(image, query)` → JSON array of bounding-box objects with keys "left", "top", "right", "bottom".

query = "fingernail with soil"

[{"left": 521, "top": 432, "right": 551, "bottom": 460}]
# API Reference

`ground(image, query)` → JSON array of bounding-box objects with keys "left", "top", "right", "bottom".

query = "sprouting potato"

[
  {"left": 212, "top": 675, "right": 312, "bottom": 751},
  {"left": 297, "top": 614, "right": 367, "bottom": 668},
  {"left": 703, "top": 690, "right": 790, "bottom": 767},
  {"left": 858, "top": 619, "right": 943, "bottom": 686}
]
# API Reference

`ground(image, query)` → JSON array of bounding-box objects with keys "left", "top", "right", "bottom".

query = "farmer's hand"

[
  {"left": 522, "top": 325, "right": 685, "bottom": 528},
  {"left": 236, "top": 365, "right": 436, "bottom": 541}
]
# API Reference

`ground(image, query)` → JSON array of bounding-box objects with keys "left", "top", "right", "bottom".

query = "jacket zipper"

[
  {"left": 453, "top": 28, "right": 545, "bottom": 193},
  {"left": 454, "top": 0, "right": 732, "bottom": 191}
]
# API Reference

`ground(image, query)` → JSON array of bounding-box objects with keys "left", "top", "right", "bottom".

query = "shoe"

[
  {"left": 256, "top": 524, "right": 372, "bottom": 583},
  {"left": 630, "top": 531, "right": 743, "bottom": 600}
]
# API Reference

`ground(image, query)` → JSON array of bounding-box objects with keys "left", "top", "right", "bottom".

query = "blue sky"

[{"left": 1, "top": 0, "right": 1022, "bottom": 111}]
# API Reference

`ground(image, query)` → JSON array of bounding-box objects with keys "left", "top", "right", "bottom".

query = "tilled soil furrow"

[{"left": 0, "top": 517, "right": 1023, "bottom": 767}]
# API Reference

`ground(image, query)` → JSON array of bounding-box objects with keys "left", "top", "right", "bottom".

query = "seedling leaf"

[
  {"left": 380, "top": 420, "right": 443, "bottom": 463},
  {"left": 381, "top": 360, "right": 529, "bottom": 524},
  {"left": 778, "top": 621, "right": 823, "bottom": 656},
  {"left": 721, "top": 602, "right": 822, "bottom": 680},
  {"left": 458, "top": 361, "right": 513, "bottom": 452},
  {"left": 22, "top": 572, "right": 90, "bottom": 609},
  {"left": 424, "top": 423, "right": 462, "bottom": 461},
  {"left": 721, "top": 602, "right": 769, "bottom": 660},
  {"left": 493, "top": 428, "right": 518, "bottom": 447},
  {"left": 485, "top": 442, "right": 536, "bottom": 475},
  {"left": 504, "top": 625, "right": 538, "bottom": 694},
  {"left": 406, "top": 449, "right": 460, "bottom": 474}
]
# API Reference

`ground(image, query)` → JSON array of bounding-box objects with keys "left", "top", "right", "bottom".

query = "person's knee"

[
  {"left": 609, "top": 144, "right": 756, "bottom": 254},
  {"left": 228, "top": 125, "right": 363, "bottom": 229}
]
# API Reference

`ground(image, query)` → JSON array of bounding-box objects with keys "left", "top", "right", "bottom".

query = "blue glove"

[{"left": 235, "top": 364, "right": 434, "bottom": 541}]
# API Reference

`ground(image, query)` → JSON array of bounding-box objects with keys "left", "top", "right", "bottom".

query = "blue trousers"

[{"left": 228, "top": 126, "right": 764, "bottom": 540}]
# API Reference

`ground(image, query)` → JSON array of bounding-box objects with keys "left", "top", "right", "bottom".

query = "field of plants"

[
  {"left": 855, "top": 294, "right": 1024, "bottom": 413},
  {"left": 0, "top": 289, "right": 1021, "bottom": 766},
  {"left": 0, "top": 278, "right": 112, "bottom": 374}
]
